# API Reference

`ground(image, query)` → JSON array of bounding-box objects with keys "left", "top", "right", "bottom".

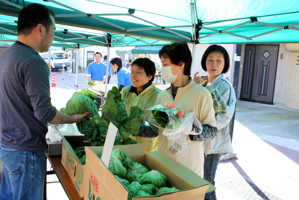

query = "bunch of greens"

[
  {"left": 108, "top": 149, "right": 179, "bottom": 199},
  {"left": 211, "top": 89, "right": 227, "bottom": 113},
  {"left": 97, "top": 86, "right": 144, "bottom": 142},
  {"left": 74, "top": 146, "right": 86, "bottom": 165},
  {"left": 60, "top": 89, "right": 100, "bottom": 137},
  {"left": 151, "top": 105, "right": 169, "bottom": 128}
]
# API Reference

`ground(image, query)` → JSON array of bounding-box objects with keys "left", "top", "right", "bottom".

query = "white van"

[{"left": 40, "top": 51, "right": 70, "bottom": 71}]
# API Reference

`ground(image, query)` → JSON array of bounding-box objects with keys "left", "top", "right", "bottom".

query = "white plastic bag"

[{"left": 163, "top": 112, "right": 202, "bottom": 157}]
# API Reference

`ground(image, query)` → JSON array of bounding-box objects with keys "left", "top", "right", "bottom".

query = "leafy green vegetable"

[
  {"left": 126, "top": 162, "right": 149, "bottom": 182},
  {"left": 73, "top": 88, "right": 98, "bottom": 100},
  {"left": 108, "top": 155, "right": 127, "bottom": 178},
  {"left": 97, "top": 86, "right": 144, "bottom": 143},
  {"left": 151, "top": 107, "right": 169, "bottom": 128},
  {"left": 127, "top": 181, "right": 141, "bottom": 200},
  {"left": 115, "top": 175, "right": 130, "bottom": 187},
  {"left": 156, "top": 187, "right": 180, "bottom": 195},
  {"left": 139, "top": 184, "right": 157, "bottom": 195},
  {"left": 74, "top": 146, "right": 86, "bottom": 165},
  {"left": 211, "top": 89, "right": 227, "bottom": 113},
  {"left": 111, "top": 148, "right": 125, "bottom": 162},
  {"left": 139, "top": 170, "right": 169, "bottom": 188},
  {"left": 134, "top": 190, "right": 152, "bottom": 198}
]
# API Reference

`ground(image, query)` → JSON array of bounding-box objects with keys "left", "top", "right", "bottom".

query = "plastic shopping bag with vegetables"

[{"left": 150, "top": 102, "right": 202, "bottom": 157}]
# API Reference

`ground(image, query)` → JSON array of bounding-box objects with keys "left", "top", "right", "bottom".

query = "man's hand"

[
  {"left": 71, "top": 112, "right": 90, "bottom": 123},
  {"left": 193, "top": 72, "right": 206, "bottom": 85}
]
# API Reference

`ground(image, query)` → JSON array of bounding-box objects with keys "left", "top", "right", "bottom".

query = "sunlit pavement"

[{"left": 47, "top": 87, "right": 299, "bottom": 200}]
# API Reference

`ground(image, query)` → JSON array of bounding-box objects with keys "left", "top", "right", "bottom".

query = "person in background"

[
  {"left": 0, "top": 4, "right": 89, "bottom": 200},
  {"left": 86, "top": 52, "right": 106, "bottom": 82},
  {"left": 102, "top": 55, "right": 112, "bottom": 83},
  {"left": 121, "top": 58, "right": 161, "bottom": 153},
  {"left": 110, "top": 57, "right": 131, "bottom": 92},
  {"left": 134, "top": 41, "right": 217, "bottom": 177},
  {"left": 125, "top": 59, "right": 132, "bottom": 70},
  {"left": 194, "top": 44, "right": 236, "bottom": 200}
]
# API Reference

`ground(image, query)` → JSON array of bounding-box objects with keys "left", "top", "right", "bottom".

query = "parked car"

[{"left": 40, "top": 51, "right": 70, "bottom": 71}]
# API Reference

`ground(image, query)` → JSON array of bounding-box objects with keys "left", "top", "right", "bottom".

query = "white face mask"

[{"left": 161, "top": 65, "right": 179, "bottom": 83}]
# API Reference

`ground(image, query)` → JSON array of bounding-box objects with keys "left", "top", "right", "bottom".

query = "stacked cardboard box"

[
  {"left": 83, "top": 144, "right": 215, "bottom": 200},
  {"left": 61, "top": 135, "right": 90, "bottom": 198}
]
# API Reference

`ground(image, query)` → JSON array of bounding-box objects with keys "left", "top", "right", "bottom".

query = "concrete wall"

[{"left": 274, "top": 44, "right": 291, "bottom": 105}]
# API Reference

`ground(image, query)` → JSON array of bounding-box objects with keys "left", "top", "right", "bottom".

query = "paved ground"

[
  {"left": 215, "top": 101, "right": 299, "bottom": 200},
  {"left": 45, "top": 78, "right": 299, "bottom": 200}
]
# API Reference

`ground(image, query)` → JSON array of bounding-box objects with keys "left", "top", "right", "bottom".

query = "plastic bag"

[
  {"left": 150, "top": 102, "right": 202, "bottom": 156},
  {"left": 211, "top": 89, "right": 227, "bottom": 113}
]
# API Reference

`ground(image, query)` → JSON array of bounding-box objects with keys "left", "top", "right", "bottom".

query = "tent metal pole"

[
  {"left": 0, "top": 0, "right": 23, "bottom": 9},
  {"left": 223, "top": 32, "right": 250, "bottom": 40},
  {"left": 253, "top": 21, "right": 283, "bottom": 28},
  {"left": 104, "top": 46, "right": 110, "bottom": 102},
  {"left": 89, "top": 15, "right": 126, "bottom": 31},
  {"left": 55, "top": 14, "right": 86, "bottom": 18},
  {"left": 0, "top": 26, "right": 16, "bottom": 34},
  {"left": 191, "top": 43, "right": 196, "bottom": 76},
  {"left": 250, "top": 28, "right": 283, "bottom": 39},
  {"left": 290, "top": 27, "right": 299, "bottom": 31},
  {"left": 199, "top": 32, "right": 218, "bottom": 40},
  {"left": 129, "top": 25, "right": 191, "bottom": 32},
  {"left": 74, "top": 44, "right": 80, "bottom": 89},
  {"left": 164, "top": 28, "right": 192, "bottom": 40}
]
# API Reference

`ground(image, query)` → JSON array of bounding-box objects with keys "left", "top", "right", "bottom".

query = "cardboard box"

[
  {"left": 61, "top": 135, "right": 90, "bottom": 198},
  {"left": 84, "top": 144, "right": 215, "bottom": 200},
  {"left": 46, "top": 139, "right": 62, "bottom": 156}
]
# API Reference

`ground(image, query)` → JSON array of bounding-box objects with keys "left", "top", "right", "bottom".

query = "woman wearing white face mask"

[{"left": 135, "top": 41, "right": 218, "bottom": 178}]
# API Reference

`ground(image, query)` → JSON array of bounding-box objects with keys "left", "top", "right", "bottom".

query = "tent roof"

[
  {"left": 0, "top": 0, "right": 299, "bottom": 47},
  {"left": 116, "top": 46, "right": 163, "bottom": 54}
]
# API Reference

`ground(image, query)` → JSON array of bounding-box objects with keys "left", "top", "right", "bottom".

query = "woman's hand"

[{"left": 193, "top": 72, "right": 206, "bottom": 85}]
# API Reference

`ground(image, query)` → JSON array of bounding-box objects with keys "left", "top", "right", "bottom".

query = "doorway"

[{"left": 240, "top": 44, "right": 279, "bottom": 104}]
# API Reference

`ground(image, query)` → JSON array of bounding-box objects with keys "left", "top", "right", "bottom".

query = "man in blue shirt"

[{"left": 86, "top": 52, "right": 106, "bottom": 81}]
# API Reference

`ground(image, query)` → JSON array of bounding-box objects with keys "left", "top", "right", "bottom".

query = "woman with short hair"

[
  {"left": 110, "top": 57, "right": 131, "bottom": 92},
  {"left": 194, "top": 44, "right": 236, "bottom": 200},
  {"left": 135, "top": 41, "right": 217, "bottom": 177},
  {"left": 121, "top": 58, "right": 161, "bottom": 153}
]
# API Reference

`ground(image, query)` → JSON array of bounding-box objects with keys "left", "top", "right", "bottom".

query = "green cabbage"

[
  {"left": 114, "top": 175, "right": 130, "bottom": 187},
  {"left": 139, "top": 170, "right": 169, "bottom": 188},
  {"left": 127, "top": 181, "right": 141, "bottom": 200},
  {"left": 126, "top": 162, "right": 149, "bottom": 182},
  {"left": 156, "top": 187, "right": 180, "bottom": 195},
  {"left": 134, "top": 190, "right": 152, "bottom": 198},
  {"left": 139, "top": 184, "right": 157, "bottom": 195},
  {"left": 108, "top": 155, "right": 127, "bottom": 178}
]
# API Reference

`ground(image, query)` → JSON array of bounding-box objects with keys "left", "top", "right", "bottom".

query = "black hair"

[
  {"left": 110, "top": 57, "right": 122, "bottom": 72},
  {"left": 94, "top": 52, "right": 102, "bottom": 57},
  {"left": 159, "top": 41, "right": 192, "bottom": 76},
  {"left": 201, "top": 45, "right": 230, "bottom": 74},
  {"left": 128, "top": 59, "right": 132, "bottom": 62},
  {"left": 18, "top": 3, "right": 55, "bottom": 35},
  {"left": 132, "top": 58, "right": 156, "bottom": 82},
  {"left": 103, "top": 55, "right": 107, "bottom": 60}
]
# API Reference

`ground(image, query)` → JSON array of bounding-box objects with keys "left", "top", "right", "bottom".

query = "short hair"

[
  {"left": 18, "top": 3, "right": 55, "bottom": 35},
  {"left": 110, "top": 57, "right": 122, "bottom": 72},
  {"left": 132, "top": 58, "right": 156, "bottom": 82},
  {"left": 201, "top": 45, "right": 230, "bottom": 74},
  {"left": 94, "top": 52, "right": 102, "bottom": 57},
  {"left": 128, "top": 59, "right": 132, "bottom": 62},
  {"left": 159, "top": 41, "right": 192, "bottom": 76},
  {"left": 103, "top": 55, "right": 107, "bottom": 60}
]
